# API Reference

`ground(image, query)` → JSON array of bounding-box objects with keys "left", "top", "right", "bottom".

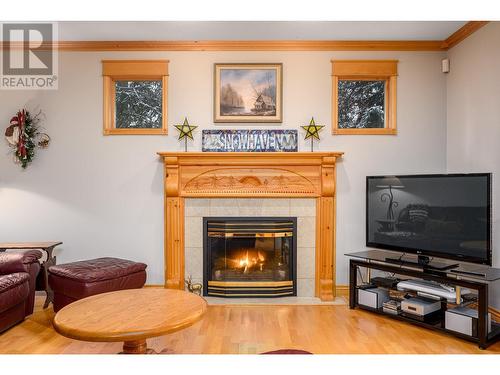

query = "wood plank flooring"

[{"left": 0, "top": 296, "right": 498, "bottom": 354}]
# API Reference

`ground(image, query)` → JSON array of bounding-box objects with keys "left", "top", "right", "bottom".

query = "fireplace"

[
  {"left": 159, "top": 152, "right": 343, "bottom": 300},
  {"left": 203, "top": 217, "right": 297, "bottom": 297}
]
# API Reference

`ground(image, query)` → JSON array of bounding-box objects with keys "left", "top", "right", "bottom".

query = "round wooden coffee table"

[{"left": 53, "top": 288, "right": 207, "bottom": 354}]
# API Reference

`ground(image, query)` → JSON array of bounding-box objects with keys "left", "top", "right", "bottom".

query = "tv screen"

[{"left": 366, "top": 173, "right": 491, "bottom": 265}]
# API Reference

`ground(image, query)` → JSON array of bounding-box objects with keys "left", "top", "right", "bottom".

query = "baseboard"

[
  {"left": 144, "top": 284, "right": 164, "bottom": 288},
  {"left": 335, "top": 285, "right": 349, "bottom": 298}
]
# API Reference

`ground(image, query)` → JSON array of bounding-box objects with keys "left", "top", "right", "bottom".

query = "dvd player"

[
  {"left": 397, "top": 279, "right": 470, "bottom": 302},
  {"left": 401, "top": 297, "right": 441, "bottom": 316}
]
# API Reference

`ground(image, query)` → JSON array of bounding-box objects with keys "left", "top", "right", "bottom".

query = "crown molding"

[
  {"left": 0, "top": 22, "right": 489, "bottom": 52},
  {"left": 441, "top": 21, "right": 489, "bottom": 50},
  {"left": 1, "top": 40, "right": 445, "bottom": 51}
]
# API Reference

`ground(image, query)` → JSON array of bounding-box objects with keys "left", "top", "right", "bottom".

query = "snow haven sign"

[{"left": 202, "top": 129, "right": 298, "bottom": 152}]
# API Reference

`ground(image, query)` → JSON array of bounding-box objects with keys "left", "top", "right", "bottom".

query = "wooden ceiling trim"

[
  {"left": 441, "top": 21, "right": 489, "bottom": 50},
  {"left": 1, "top": 40, "right": 444, "bottom": 52},
  {"left": 0, "top": 22, "right": 490, "bottom": 52}
]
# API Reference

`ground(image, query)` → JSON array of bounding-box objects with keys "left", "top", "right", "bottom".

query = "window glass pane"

[
  {"left": 115, "top": 80, "right": 162, "bottom": 129},
  {"left": 338, "top": 80, "right": 385, "bottom": 129}
]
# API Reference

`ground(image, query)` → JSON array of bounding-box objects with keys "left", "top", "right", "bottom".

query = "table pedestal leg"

[
  {"left": 121, "top": 340, "right": 157, "bottom": 354},
  {"left": 42, "top": 245, "right": 57, "bottom": 309},
  {"left": 43, "top": 288, "right": 54, "bottom": 309}
]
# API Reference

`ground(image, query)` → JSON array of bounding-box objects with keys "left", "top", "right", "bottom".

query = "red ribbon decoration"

[{"left": 15, "top": 110, "right": 27, "bottom": 158}]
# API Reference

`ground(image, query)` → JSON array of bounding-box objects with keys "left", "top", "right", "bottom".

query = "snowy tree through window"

[
  {"left": 115, "top": 80, "right": 162, "bottom": 129},
  {"left": 337, "top": 80, "right": 385, "bottom": 129}
]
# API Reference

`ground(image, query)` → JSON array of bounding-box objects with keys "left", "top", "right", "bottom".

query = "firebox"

[{"left": 203, "top": 217, "right": 297, "bottom": 297}]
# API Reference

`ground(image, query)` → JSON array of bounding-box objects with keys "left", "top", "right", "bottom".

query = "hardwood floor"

[{"left": 1, "top": 296, "right": 498, "bottom": 354}]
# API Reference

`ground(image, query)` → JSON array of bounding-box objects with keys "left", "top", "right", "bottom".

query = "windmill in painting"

[{"left": 215, "top": 64, "right": 282, "bottom": 123}]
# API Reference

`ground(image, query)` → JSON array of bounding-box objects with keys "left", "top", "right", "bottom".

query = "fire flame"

[{"left": 233, "top": 249, "right": 265, "bottom": 274}]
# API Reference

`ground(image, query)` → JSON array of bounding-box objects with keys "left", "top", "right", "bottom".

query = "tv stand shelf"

[
  {"left": 384, "top": 256, "right": 458, "bottom": 271},
  {"left": 346, "top": 251, "right": 500, "bottom": 349}
]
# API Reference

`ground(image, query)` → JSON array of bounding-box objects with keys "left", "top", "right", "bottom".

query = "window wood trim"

[
  {"left": 102, "top": 60, "right": 169, "bottom": 135},
  {"left": 331, "top": 60, "right": 398, "bottom": 135}
]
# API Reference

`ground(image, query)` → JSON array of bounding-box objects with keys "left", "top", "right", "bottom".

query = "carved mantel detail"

[
  {"left": 157, "top": 152, "right": 343, "bottom": 301},
  {"left": 182, "top": 167, "right": 319, "bottom": 196}
]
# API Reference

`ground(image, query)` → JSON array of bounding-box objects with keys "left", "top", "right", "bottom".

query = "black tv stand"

[
  {"left": 347, "top": 250, "right": 500, "bottom": 349},
  {"left": 384, "top": 256, "right": 459, "bottom": 271}
]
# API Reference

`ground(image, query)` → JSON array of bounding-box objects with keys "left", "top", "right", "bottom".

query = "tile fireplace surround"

[
  {"left": 186, "top": 199, "right": 311, "bottom": 296},
  {"left": 157, "top": 152, "right": 343, "bottom": 301}
]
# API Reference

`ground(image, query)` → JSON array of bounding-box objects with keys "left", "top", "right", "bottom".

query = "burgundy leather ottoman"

[{"left": 48, "top": 257, "right": 147, "bottom": 312}]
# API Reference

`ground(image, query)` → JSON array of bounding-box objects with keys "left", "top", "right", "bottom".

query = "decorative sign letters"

[{"left": 202, "top": 129, "right": 298, "bottom": 152}]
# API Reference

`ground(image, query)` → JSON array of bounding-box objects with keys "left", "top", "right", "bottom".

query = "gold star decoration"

[
  {"left": 174, "top": 117, "right": 197, "bottom": 141},
  {"left": 301, "top": 117, "right": 325, "bottom": 140}
]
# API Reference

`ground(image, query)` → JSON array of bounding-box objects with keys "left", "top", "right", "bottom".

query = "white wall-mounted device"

[{"left": 442, "top": 58, "right": 450, "bottom": 73}]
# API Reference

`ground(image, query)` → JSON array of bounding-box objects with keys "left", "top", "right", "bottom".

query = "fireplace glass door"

[{"left": 204, "top": 217, "right": 297, "bottom": 297}]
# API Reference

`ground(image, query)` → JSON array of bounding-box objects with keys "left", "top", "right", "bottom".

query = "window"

[
  {"left": 332, "top": 60, "right": 398, "bottom": 135},
  {"left": 102, "top": 60, "right": 169, "bottom": 135}
]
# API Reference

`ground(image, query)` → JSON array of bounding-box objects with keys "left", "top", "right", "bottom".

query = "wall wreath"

[{"left": 4, "top": 109, "right": 50, "bottom": 169}]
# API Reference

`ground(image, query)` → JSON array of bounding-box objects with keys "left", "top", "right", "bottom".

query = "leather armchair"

[{"left": 0, "top": 250, "right": 42, "bottom": 332}]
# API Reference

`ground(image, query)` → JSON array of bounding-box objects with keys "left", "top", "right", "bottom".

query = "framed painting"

[{"left": 214, "top": 63, "right": 282, "bottom": 123}]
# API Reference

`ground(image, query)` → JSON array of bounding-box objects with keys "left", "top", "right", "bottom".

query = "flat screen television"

[{"left": 366, "top": 173, "right": 491, "bottom": 266}]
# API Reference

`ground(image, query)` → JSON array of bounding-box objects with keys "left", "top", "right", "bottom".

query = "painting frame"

[{"left": 214, "top": 63, "right": 283, "bottom": 123}]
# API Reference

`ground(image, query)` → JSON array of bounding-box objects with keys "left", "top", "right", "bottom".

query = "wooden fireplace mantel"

[{"left": 157, "top": 152, "right": 343, "bottom": 301}]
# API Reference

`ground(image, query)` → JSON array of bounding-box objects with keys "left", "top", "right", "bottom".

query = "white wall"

[
  {"left": 446, "top": 22, "right": 500, "bottom": 306},
  {"left": 0, "top": 50, "right": 448, "bottom": 286}
]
